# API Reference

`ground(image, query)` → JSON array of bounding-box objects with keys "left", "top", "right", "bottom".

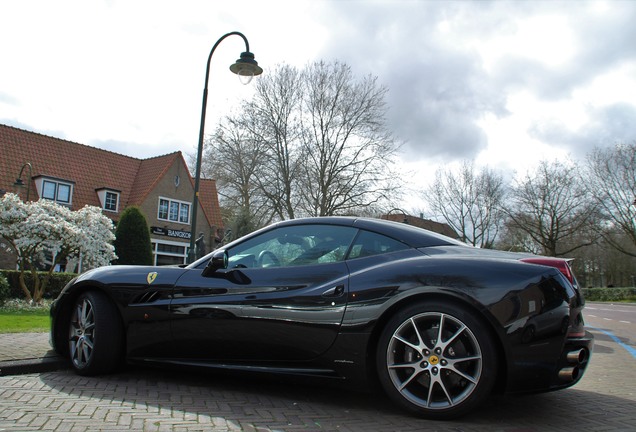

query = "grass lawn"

[{"left": 0, "top": 300, "right": 51, "bottom": 333}]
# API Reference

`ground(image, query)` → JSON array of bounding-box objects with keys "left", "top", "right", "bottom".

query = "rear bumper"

[
  {"left": 550, "top": 330, "right": 594, "bottom": 390},
  {"left": 505, "top": 329, "right": 594, "bottom": 395}
]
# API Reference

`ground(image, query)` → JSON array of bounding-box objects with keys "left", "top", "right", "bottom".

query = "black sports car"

[{"left": 50, "top": 216, "right": 593, "bottom": 419}]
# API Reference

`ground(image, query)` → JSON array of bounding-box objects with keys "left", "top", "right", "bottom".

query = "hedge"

[
  {"left": 0, "top": 273, "right": 9, "bottom": 305},
  {"left": 0, "top": 270, "right": 78, "bottom": 301},
  {"left": 582, "top": 287, "right": 636, "bottom": 302}
]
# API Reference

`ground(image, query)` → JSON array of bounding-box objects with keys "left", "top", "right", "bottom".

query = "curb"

[{"left": 0, "top": 352, "right": 68, "bottom": 377}]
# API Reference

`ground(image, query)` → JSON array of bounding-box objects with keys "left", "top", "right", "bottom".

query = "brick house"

[{"left": 0, "top": 124, "right": 223, "bottom": 269}]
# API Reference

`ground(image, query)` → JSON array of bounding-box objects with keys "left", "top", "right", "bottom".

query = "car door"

[{"left": 170, "top": 223, "right": 357, "bottom": 362}]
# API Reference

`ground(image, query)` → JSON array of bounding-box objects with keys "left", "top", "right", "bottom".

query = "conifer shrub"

[{"left": 113, "top": 206, "right": 153, "bottom": 265}]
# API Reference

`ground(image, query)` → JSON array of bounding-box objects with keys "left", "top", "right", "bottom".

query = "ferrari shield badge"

[{"left": 146, "top": 272, "right": 158, "bottom": 284}]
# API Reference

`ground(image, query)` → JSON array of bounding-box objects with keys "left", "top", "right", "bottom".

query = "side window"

[
  {"left": 227, "top": 224, "right": 357, "bottom": 269},
  {"left": 347, "top": 230, "right": 409, "bottom": 259}
]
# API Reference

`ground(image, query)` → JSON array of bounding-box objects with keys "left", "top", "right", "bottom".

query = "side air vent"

[{"left": 131, "top": 290, "right": 162, "bottom": 305}]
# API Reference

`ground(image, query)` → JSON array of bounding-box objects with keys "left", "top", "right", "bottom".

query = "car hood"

[{"left": 74, "top": 265, "right": 188, "bottom": 287}]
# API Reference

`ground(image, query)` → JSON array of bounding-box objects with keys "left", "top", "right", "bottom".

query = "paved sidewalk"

[
  {"left": 1, "top": 327, "right": 636, "bottom": 431},
  {"left": 0, "top": 332, "right": 67, "bottom": 376}
]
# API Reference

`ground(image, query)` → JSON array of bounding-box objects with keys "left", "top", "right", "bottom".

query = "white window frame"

[
  {"left": 104, "top": 191, "right": 119, "bottom": 212},
  {"left": 157, "top": 197, "right": 191, "bottom": 225},
  {"left": 95, "top": 189, "right": 120, "bottom": 213},
  {"left": 35, "top": 178, "right": 74, "bottom": 206},
  {"left": 151, "top": 239, "right": 189, "bottom": 266}
]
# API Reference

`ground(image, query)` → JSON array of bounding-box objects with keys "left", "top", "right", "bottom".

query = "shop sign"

[{"left": 151, "top": 226, "right": 192, "bottom": 240}]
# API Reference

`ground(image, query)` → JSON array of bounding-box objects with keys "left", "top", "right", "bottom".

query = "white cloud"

[{"left": 1, "top": 0, "right": 635, "bottom": 210}]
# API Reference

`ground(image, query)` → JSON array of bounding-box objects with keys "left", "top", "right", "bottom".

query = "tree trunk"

[{"left": 18, "top": 271, "right": 33, "bottom": 303}]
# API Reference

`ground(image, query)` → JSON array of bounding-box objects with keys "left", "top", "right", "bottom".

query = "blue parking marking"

[{"left": 590, "top": 327, "right": 636, "bottom": 360}]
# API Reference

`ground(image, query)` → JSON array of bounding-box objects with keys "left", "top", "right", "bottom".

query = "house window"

[
  {"left": 158, "top": 197, "right": 190, "bottom": 224},
  {"left": 104, "top": 192, "right": 119, "bottom": 212},
  {"left": 152, "top": 240, "right": 189, "bottom": 265},
  {"left": 179, "top": 203, "right": 190, "bottom": 223},
  {"left": 158, "top": 200, "right": 169, "bottom": 220},
  {"left": 169, "top": 201, "right": 179, "bottom": 221},
  {"left": 42, "top": 180, "right": 72, "bottom": 204},
  {"left": 95, "top": 188, "right": 120, "bottom": 213}
]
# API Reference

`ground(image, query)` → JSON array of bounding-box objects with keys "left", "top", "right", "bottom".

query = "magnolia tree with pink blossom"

[{"left": 0, "top": 193, "right": 116, "bottom": 303}]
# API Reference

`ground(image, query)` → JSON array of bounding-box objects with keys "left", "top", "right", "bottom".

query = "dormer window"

[
  {"left": 105, "top": 192, "right": 118, "bottom": 211},
  {"left": 96, "top": 188, "right": 121, "bottom": 213},
  {"left": 34, "top": 176, "right": 74, "bottom": 206}
]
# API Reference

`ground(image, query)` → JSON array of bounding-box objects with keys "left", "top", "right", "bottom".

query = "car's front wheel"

[
  {"left": 376, "top": 300, "right": 497, "bottom": 419},
  {"left": 68, "top": 291, "right": 123, "bottom": 375}
]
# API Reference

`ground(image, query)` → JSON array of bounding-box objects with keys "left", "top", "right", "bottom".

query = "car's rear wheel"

[
  {"left": 68, "top": 291, "right": 123, "bottom": 375},
  {"left": 376, "top": 300, "right": 497, "bottom": 419}
]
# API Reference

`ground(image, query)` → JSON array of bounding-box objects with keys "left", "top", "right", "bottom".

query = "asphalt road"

[
  {"left": 0, "top": 302, "right": 634, "bottom": 431},
  {"left": 584, "top": 301, "right": 636, "bottom": 359}
]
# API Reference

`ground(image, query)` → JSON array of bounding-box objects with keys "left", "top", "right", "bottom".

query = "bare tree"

[
  {"left": 426, "top": 161, "right": 505, "bottom": 248},
  {"left": 585, "top": 142, "right": 636, "bottom": 257},
  {"left": 245, "top": 64, "right": 304, "bottom": 220},
  {"left": 299, "top": 61, "right": 400, "bottom": 216},
  {"left": 496, "top": 222, "right": 544, "bottom": 255},
  {"left": 505, "top": 159, "right": 599, "bottom": 257},
  {"left": 203, "top": 60, "right": 401, "bottom": 227},
  {"left": 567, "top": 234, "right": 636, "bottom": 287},
  {"left": 201, "top": 115, "right": 271, "bottom": 232}
]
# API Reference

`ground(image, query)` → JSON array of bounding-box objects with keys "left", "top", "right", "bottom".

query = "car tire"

[
  {"left": 376, "top": 300, "right": 497, "bottom": 419},
  {"left": 68, "top": 291, "right": 123, "bottom": 376}
]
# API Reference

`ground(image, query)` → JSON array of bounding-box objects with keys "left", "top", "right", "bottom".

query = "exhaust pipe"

[
  {"left": 558, "top": 366, "right": 580, "bottom": 382},
  {"left": 567, "top": 348, "right": 587, "bottom": 364},
  {"left": 559, "top": 348, "right": 588, "bottom": 382}
]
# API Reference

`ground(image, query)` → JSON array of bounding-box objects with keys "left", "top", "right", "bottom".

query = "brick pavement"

[
  {"left": 0, "top": 332, "right": 54, "bottom": 362},
  {"left": 0, "top": 328, "right": 635, "bottom": 431},
  {"left": 0, "top": 332, "right": 66, "bottom": 377}
]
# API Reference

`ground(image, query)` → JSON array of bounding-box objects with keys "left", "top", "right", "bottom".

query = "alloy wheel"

[
  {"left": 68, "top": 296, "right": 96, "bottom": 369},
  {"left": 386, "top": 311, "right": 483, "bottom": 410}
]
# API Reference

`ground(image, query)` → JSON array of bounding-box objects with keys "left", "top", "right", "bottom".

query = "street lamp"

[
  {"left": 13, "top": 162, "right": 33, "bottom": 201},
  {"left": 188, "top": 31, "right": 263, "bottom": 263},
  {"left": 386, "top": 208, "right": 410, "bottom": 224}
]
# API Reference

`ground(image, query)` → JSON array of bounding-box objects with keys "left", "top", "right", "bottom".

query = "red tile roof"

[
  {"left": 129, "top": 152, "right": 181, "bottom": 204},
  {"left": 199, "top": 178, "right": 223, "bottom": 229},
  {"left": 0, "top": 124, "right": 222, "bottom": 228},
  {"left": 382, "top": 213, "right": 459, "bottom": 239}
]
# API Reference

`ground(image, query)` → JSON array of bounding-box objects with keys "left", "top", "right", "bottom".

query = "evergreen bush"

[{"left": 113, "top": 206, "right": 153, "bottom": 265}]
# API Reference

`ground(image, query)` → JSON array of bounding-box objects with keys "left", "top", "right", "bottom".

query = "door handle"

[{"left": 322, "top": 284, "right": 345, "bottom": 298}]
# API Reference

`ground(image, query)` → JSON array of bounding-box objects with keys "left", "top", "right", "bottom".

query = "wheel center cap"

[{"left": 429, "top": 355, "right": 440, "bottom": 365}]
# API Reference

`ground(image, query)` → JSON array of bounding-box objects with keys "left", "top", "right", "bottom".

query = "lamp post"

[
  {"left": 13, "top": 162, "right": 33, "bottom": 201},
  {"left": 187, "top": 32, "right": 263, "bottom": 263},
  {"left": 386, "top": 208, "right": 410, "bottom": 224}
]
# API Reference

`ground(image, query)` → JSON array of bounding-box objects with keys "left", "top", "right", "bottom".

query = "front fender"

[{"left": 50, "top": 265, "right": 188, "bottom": 356}]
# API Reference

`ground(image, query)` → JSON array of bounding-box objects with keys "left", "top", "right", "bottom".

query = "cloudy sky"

[{"left": 2, "top": 0, "right": 635, "bottom": 211}]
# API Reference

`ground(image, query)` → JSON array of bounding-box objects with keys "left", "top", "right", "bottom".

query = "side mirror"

[{"left": 202, "top": 249, "right": 228, "bottom": 277}]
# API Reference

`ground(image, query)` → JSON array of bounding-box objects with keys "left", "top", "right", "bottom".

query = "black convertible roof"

[{"left": 274, "top": 216, "right": 467, "bottom": 249}]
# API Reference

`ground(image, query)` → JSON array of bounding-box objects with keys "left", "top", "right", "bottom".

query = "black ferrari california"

[{"left": 50, "top": 216, "right": 593, "bottom": 419}]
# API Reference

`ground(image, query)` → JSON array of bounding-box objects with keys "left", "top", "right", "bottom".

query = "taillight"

[{"left": 520, "top": 257, "right": 575, "bottom": 285}]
